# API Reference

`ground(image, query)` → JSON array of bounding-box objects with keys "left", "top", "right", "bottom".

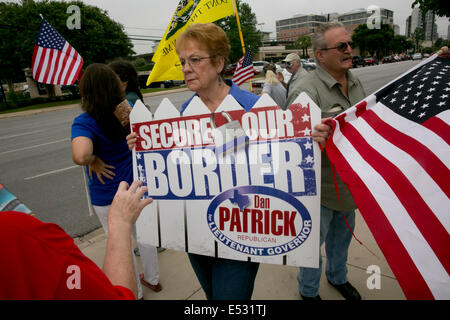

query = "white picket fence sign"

[{"left": 131, "top": 93, "right": 321, "bottom": 267}]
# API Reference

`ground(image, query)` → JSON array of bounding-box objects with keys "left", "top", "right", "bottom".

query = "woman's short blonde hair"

[
  {"left": 175, "top": 23, "right": 231, "bottom": 73},
  {"left": 264, "top": 70, "right": 278, "bottom": 85}
]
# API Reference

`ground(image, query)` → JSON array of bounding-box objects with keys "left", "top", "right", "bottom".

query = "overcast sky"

[
  {"left": 78, "top": 0, "right": 448, "bottom": 54},
  {"left": 6, "top": 0, "right": 450, "bottom": 54}
]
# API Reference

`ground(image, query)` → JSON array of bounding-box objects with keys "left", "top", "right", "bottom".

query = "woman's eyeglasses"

[
  {"left": 320, "top": 41, "right": 353, "bottom": 52},
  {"left": 180, "top": 56, "right": 214, "bottom": 68}
]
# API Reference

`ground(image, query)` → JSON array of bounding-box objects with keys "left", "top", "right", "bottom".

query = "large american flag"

[
  {"left": 326, "top": 54, "right": 450, "bottom": 300},
  {"left": 232, "top": 49, "right": 254, "bottom": 86},
  {"left": 32, "top": 19, "right": 83, "bottom": 85}
]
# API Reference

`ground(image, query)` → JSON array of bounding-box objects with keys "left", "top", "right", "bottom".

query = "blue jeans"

[
  {"left": 297, "top": 206, "right": 355, "bottom": 297},
  {"left": 188, "top": 253, "right": 260, "bottom": 300}
]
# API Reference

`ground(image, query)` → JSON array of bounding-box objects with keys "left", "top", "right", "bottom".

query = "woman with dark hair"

[
  {"left": 72, "top": 63, "right": 130, "bottom": 195},
  {"left": 71, "top": 63, "right": 161, "bottom": 300},
  {"left": 109, "top": 59, "right": 163, "bottom": 293},
  {"left": 108, "top": 60, "right": 144, "bottom": 106}
]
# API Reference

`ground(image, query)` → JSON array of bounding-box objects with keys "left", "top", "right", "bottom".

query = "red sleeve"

[
  {"left": 112, "top": 286, "right": 136, "bottom": 300},
  {"left": 0, "top": 211, "right": 135, "bottom": 300}
]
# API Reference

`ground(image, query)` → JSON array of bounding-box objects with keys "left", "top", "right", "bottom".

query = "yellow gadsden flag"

[{"left": 146, "top": 0, "right": 234, "bottom": 86}]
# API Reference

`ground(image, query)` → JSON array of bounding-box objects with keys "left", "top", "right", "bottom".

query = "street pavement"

[
  {"left": 76, "top": 210, "right": 405, "bottom": 300},
  {"left": 0, "top": 88, "right": 193, "bottom": 236}
]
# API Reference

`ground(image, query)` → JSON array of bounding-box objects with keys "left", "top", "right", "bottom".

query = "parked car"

[
  {"left": 61, "top": 84, "right": 80, "bottom": 97},
  {"left": 412, "top": 53, "right": 422, "bottom": 60},
  {"left": 138, "top": 71, "right": 184, "bottom": 89},
  {"left": 352, "top": 56, "right": 365, "bottom": 68},
  {"left": 364, "top": 57, "right": 375, "bottom": 66},
  {"left": 399, "top": 53, "right": 411, "bottom": 60},
  {"left": 301, "top": 59, "right": 316, "bottom": 71},
  {"left": 224, "top": 63, "right": 237, "bottom": 75},
  {"left": 251, "top": 79, "right": 265, "bottom": 94},
  {"left": 382, "top": 55, "right": 393, "bottom": 63},
  {"left": 253, "top": 61, "right": 269, "bottom": 73}
]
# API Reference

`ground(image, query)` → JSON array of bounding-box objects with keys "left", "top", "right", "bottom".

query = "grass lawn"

[
  {"left": 0, "top": 99, "right": 81, "bottom": 114},
  {"left": 0, "top": 78, "right": 265, "bottom": 115},
  {"left": 0, "top": 86, "right": 182, "bottom": 115}
]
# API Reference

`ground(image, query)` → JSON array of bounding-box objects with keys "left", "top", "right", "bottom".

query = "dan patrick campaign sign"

[{"left": 130, "top": 93, "right": 321, "bottom": 267}]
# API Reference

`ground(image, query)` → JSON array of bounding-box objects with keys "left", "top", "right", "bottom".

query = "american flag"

[
  {"left": 326, "top": 54, "right": 450, "bottom": 300},
  {"left": 232, "top": 49, "right": 254, "bottom": 86},
  {"left": 32, "top": 19, "right": 83, "bottom": 85}
]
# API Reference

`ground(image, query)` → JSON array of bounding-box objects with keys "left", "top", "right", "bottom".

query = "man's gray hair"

[{"left": 312, "top": 21, "right": 346, "bottom": 52}]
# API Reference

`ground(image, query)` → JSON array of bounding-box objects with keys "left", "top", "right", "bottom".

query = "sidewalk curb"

[
  {"left": 143, "top": 86, "right": 189, "bottom": 97},
  {"left": 0, "top": 103, "right": 81, "bottom": 119},
  {"left": 74, "top": 227, "right": 106, "bottom": 250}
]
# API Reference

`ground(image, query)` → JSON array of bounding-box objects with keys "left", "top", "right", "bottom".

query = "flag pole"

[{"left": 232, "top": 0, "right": 252, "bottom": 92}]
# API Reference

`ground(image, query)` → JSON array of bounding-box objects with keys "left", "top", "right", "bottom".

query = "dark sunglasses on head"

[{"left": 320, "top": 41, "right": 353, "bottom": 52}]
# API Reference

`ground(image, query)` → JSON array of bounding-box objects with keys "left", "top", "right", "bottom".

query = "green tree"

[
  {"left": 412, "top": 0, "right": 449, "bottom": 17},
  {"left": 411, "top": 27, "right": 425, "bottom": 52},
  {"left": 216, "top": 0, "right": 262, "bottom": 63},
  {"left": 352, "top": 23, "right": 395, "bottom": 59},
  {"left": 390, "top": 35, "right": 414, "bottom": 54},
  {"left": 295, "top": 35, "right": 311, "bottom": 58},
  {"left": 433, "top": 37, "right": 450, "bottom": 50},
  {"left": 0, "top": 0, "right": 134, "bottom": 90}
]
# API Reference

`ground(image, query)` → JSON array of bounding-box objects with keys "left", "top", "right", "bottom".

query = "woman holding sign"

[
  {"left": 127, "top": 23, "right": 260, "bottom": 300},
  {"left": 177, "top": 23, "right": 261, "bottom": 300}
]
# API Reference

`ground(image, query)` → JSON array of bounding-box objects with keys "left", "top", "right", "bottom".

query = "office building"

[
  {"left": 276, "top": 8, "right": 394, "bottom": 43},
  {"left": 338, "top": 8, "right": 393, "bottom": 32},
  {"left": 405, "top": 15, "right": 412, "bottom": 37},
  {"left": 276, "top": 14, "right": 327, "bottom": 43},
  {"left": 405, "top": 8, "right": 438, "bottom": 42}
]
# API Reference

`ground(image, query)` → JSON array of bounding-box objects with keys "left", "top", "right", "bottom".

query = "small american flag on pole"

[
  {"left": 32, "top": 18, "right": 83, "bottom": 85},
  {"left": 326, "top": 54, "right": 450, "bottom": 300},
  {"left": 232, "top": 49, "right": 254, "bottom": 86}
]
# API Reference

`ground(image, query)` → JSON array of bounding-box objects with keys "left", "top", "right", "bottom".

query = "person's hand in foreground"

[
  {"left": 312, "top": 117, "right": 333, "bottom": 149},
  {"left": 109, "top": 180, "right": 152, "bottom": 227},
  {"left": 103, "top": 181, "right": 153, "bottom": 299}
]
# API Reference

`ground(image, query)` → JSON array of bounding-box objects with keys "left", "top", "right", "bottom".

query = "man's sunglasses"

[
  {"left": 320, "top": 41, "right": 353, "bottom": 52},
  {"left": 283, "top": 61, "right": 297, "bottom": 68}
]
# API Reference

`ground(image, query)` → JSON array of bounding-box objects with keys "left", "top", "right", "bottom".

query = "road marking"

[
  {"left": 0, "top": 129, "right": 47, "bottom": 140},
  {"left": 0, "top": 138, "right": 69, "bottom": 155},
  {"left": 24, "top": 165, "right": 79, "bottom": 180}
]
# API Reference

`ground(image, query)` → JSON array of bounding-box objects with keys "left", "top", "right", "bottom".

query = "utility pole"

[{"left": 0, "top": 81, "right": 8, "bottom": 108}]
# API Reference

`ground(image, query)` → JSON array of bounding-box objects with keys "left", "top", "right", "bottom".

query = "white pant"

[{"left": 93, "top": 205, "right": 160, "bottom": 299}]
